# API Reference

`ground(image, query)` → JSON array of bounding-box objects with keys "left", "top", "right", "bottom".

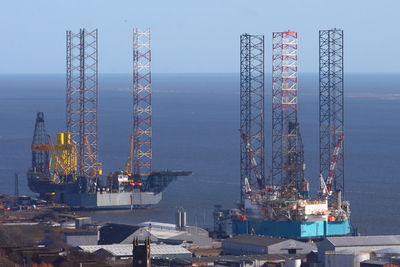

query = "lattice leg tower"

[
  {"left": 66, "top": 28, "right": 99, "bottom": 192},
  {"left": 272, "top": 31, "right": 305, "bottom": 194},
  {"left": 239, "top": 34, "right": 265, "bottom": 202},
  {"left": 133, "top": 29, "right": 152, "bottom": 177},
  {"left": 319, "top": 29, "right": 344, "bottom": 197}
]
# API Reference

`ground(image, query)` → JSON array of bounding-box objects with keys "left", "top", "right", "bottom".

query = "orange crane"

[
  {"left": 84, "top": 136, "right": 102, "bottom": 177},
  {"left": 123, "top": 135, "right": 142, "bottom": 187},
  {"left": 124, "top": 134, "right": 134, "bottom": 177}
]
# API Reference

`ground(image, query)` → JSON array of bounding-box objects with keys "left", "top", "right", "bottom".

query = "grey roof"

[
  {"left": 326, "top": 235, "right": 400, "bottom": 247},
  {"left": 99, "top": 223, "right": 141, "bottom": 245},
  {"left": 375, "top": 247, "right": 400, "bottom": 254},
  {"left": 224, "top": 235, "right": 287, "bottom": 247},
  {"left": 335, "top": 249, "right": 366, "bottom": 255},
  {"left": 178, "top": 254, "right": 306, "bottom": 263},
  {"left": 360, "top": 260, "right": 389, "bottom": 266},
  {"left": 79, "top": 244, "right": 191, "bottom": 257}
]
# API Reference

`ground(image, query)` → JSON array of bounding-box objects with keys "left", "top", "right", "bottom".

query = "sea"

[{"left": 0, "top": 73, "right": 399, "bottom": 235}]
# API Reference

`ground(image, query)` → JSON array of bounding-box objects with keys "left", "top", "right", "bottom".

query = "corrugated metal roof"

[
  {"left": 327, "top": 235, "right": 400, "bottom": 247},
  {"left": 138, "top": 221, "right": 209, "bottom": 237},
  {"left": 333, "top": 249, "right": 371, "bottom": 255},
  {"left": 144, "top": 227, "right": 182, "bottom": 239},
  {"left": 139, "top": 221, "right": 177, "bottom": 230},
  {"left": 180, "top": 254, "right": 305, "bottom": 263},
  {"left": 79, "top": 244, "right": 191, "bottom": 257}
]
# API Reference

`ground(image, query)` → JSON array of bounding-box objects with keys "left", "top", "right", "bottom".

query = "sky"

[{"left": 0, "top": 0, "right": 398, "bottom": 74}]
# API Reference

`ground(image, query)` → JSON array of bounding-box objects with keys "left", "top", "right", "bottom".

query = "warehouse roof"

[
  {"left": 175, "top": 254, "right": 305, "bottom": 264},
  {"left": 79, "top": 244, "right": 191, "bottom": 257},
  {"left": 224, "top": 235, "right": 286, "bottom": 247},
  {"left": 99, "top": 223, "right": 140, "bottom": 244},
  {"left": 139, "top": 221, "right": 177, "bottom": 230},
  {"left": 326, "top": 235, "right": 400, "bottom": 247},
  {"left": 360, "top": 260, "right": 389, "bottom": 266},
  {"left": 138, "top": 221, "right": 209, "bottom": 236}
]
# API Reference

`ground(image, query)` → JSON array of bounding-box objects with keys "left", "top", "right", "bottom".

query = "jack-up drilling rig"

[
  {"left": 27, "top": 28, "right": 191, "bottom": 209},
  {"left": 231, "top": 30, "right": 350, "bottom": 239},
  {"left": 106, "top": 28, "right": 191, "bottom": 200}
]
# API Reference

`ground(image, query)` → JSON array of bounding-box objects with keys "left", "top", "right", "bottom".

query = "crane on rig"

[
  {"left": 84, "top": 136, "right": 102, "bottom": 177},
  {"left": 240, "top": 131, "right": 263, "bottom": 196},
  {"left": 123, "top": 134, "right": 142, "bottom": 186},
  {"left": 320, "top": 134, "right": 344, "bottom": 198},
  {"left": 124, "top": 134, "right": 134, "bottom": 177},
  {"left": 106, "top": 135, "right": 142, "bottom": 191}
]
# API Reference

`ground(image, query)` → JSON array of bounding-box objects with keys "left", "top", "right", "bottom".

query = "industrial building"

[
  {"left": 318, "top": 235, "right": 400, "bottom": 263},
  {"left": 99, "top": 223, "right": 141, "bottom": 244},
  {"left": 79, "top": 244, "right": 192, "bottom": 261},
  {"left": 323, "top": 249, "right": 400, "bottom": 267},
  {"left": 99, "top": 221, "right": 212, "bottom": 248},
  {"left": 122, "top": 222, "right": 212, "bottom": 248},
  {"left": 51, "top": 228, "right": 99, "bottom": 246},
  {"left": 222, "top": 235, "right": 316, "bottom": 255},
  {"left": 168, "top": 254, "right": 305, "bottom": 267},
  {"left": 51, "top": 216, "right": 99, "bottom": 246},
  {"left": 324, "top": 250, "right": 371, "bottom": 267}
]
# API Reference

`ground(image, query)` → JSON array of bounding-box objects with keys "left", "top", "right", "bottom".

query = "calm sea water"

[{"left": 0, "top": 73, "right": 399, "bottom": 235}]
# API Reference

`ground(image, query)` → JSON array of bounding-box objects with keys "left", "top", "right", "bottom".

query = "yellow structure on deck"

[{"left": 49, "top": 132, "right": 77, "bottom": 183}]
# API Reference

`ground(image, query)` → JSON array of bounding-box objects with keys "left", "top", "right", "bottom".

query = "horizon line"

[{"left": 0, "top": 71, "right": 399, "bottom": 75}]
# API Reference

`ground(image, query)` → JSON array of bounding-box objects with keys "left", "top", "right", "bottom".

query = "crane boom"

[
  {"left": 240, "top": 131, "right": 264, "bottom": 193},
  {"left": 84, "top": 136, "right": 102, "bottom": 176},
  {"left": 320, "top": 134, "right": 344, "bottom": 196},
  {"left": 124, "top": 135, "right": 134, "bottom": 176}
]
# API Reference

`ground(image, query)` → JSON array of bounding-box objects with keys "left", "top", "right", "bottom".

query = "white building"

[
  {"left": 79, "top": 244, "right": 192, "bottom": 261},
  {"left": 318, "top": 235, "right": 400, "bottom": 263}
]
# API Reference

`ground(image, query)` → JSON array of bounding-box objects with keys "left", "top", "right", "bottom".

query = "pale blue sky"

[{"left": 0, "top": 0, "right": 397, "bottom": 73}]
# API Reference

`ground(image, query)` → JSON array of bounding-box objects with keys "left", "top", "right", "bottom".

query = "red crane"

[{"left": 320, "top": 134, "right": 344, "bottom": 197}]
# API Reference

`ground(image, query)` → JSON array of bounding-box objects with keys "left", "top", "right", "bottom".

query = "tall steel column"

[
  {"left": 66, "top": 29, "right": 99, "bottom": 185},
  {"left": 319, "top": 29, "right": 344, "bottom": 196},
  {"left": 272, "top": 31, "right": 305, "bottom": 192},
  {"left": 240, "top": 34, "right": 265, "bottom": 202},
  {"left": 133, "top": 28, "right": 152, "bottom": 177}
]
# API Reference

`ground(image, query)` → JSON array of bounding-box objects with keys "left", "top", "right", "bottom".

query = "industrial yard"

[{"left": 0, "top": 27, "right": 387, "bottom": 267}]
